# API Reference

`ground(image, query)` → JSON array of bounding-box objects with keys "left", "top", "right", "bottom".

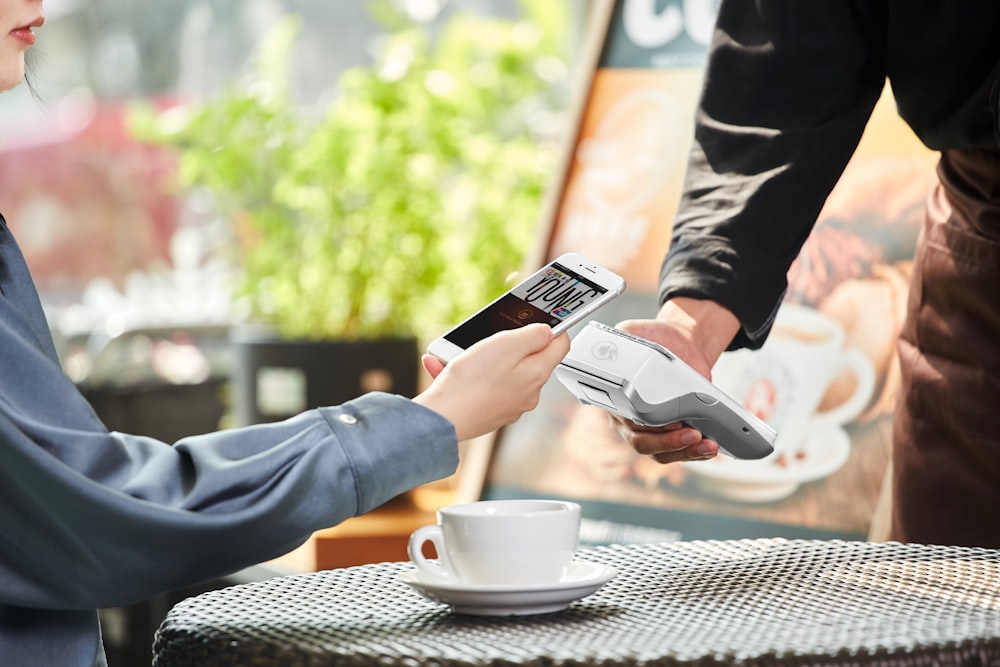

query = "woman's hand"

[{"left": 414, "top": 324, "right": 570, "bottom": 442}]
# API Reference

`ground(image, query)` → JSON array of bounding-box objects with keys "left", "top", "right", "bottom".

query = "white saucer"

[
  {"left": 683, "top": 425, "right": 851, "bottom": 503},
  {"left": 399, "top": 561, "right": 617, "bottom": 616}
]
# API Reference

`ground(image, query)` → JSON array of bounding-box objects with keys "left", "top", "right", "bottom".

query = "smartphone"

[{"left": 427, "top": 253, "right": 626, "bottom": 363}]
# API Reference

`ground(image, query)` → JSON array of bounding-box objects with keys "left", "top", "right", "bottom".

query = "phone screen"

[{"left": 443, "top": 262, "right": 609, "bottom": 350}]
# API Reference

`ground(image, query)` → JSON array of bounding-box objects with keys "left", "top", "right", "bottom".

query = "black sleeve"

[{"left": 659, "top": 0, "right": 888, "bottom": 349}]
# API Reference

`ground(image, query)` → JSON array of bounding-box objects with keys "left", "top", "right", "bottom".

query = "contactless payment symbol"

[{"left": 591, "top": 341, "right": 618, "bottom": 361}]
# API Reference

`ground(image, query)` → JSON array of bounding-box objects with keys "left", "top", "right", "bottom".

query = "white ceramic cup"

[
  {"left": 711, "top": 303, "right": 876, "bottom": 458},
  {"left": 407, "top": 499, "right": 582, "bottom": 586}
]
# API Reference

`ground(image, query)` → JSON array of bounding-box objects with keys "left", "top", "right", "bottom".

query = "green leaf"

[{"left": 129, "top": 5, "right": 571, "bottom": 342}]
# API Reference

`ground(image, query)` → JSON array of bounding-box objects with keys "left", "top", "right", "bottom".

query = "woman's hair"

[{"left": 23, "top": 50, "right": 40, "bottom": 100}]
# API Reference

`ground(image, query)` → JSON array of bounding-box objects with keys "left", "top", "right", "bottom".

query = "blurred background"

[{"left": 1, "top": 0, "right": 590, "bottom": 439}]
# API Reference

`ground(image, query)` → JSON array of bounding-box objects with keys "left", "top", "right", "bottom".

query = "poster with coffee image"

[{"left": 479, "top": 0, "right": 936, "bottom": 542}]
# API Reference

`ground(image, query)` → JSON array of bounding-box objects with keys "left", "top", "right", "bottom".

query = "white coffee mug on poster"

[
  {"left": 710, "top": 303, "right": 876, "bottom": 459},
  {"left": 407, "top": 499, "right": 581, "bottom": 587}
]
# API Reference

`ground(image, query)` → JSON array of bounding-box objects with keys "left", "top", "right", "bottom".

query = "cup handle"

[
  {"left": 407, "top": 525, "right": 456, "bottom": 581},
  {"left": 814, "top": 348, "right": 876, "bottom": 429}
]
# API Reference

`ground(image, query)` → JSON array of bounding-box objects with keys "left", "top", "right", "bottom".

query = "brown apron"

[{"left": 890, "top": 148, "right": 1000, "bottom": 547}]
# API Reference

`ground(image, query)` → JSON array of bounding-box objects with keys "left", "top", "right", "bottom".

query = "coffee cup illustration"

[
  {"left": 714, "top": 303, "right": 875, "bottom": 455},
  {"left": 686, "top": 303, "right": 875, "bottom": 502}
]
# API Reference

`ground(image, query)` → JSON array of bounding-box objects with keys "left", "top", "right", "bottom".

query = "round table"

[{"left": 153, "top": 539, "right": 1000, "bottom": 666}]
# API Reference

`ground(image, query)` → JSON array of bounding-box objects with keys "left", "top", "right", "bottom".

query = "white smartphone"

[{"left": 427, "top": 252, "right": 626, "bottom": 363}]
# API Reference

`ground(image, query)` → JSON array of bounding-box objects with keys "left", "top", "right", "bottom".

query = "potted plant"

[{"left": 130, "top": 4, "right": 572, "bottom": 424}]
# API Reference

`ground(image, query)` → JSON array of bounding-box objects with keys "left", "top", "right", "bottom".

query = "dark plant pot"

[
  {"left": 82, "top": 379, "right": 228, "bottom": 443},
  {"left": 231, "top": 329, "right": 419, "bottom": 426}
]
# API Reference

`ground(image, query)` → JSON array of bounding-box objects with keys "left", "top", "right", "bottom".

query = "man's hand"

[{"left": 610, "top": 297, "right": 741, "bottom": 464}]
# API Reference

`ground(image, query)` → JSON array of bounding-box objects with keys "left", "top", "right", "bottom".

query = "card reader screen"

[{"left": 444, "top": 262, "right": 607, "bottom": 350}]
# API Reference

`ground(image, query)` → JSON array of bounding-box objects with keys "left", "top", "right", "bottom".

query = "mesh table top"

[{"left": 153, "top": 539, "right": 1000, "bottom": 667}]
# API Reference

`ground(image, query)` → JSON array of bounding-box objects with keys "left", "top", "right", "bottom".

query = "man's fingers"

[
  {"left": 651, "top": 447, "right": 700, "bottom": 464},
  {"left": 612, "top": 422, "right": 700, "bottom": 456},
  {"left": 621, "top": 421, "right": 686, "bottom": 435},
  {"left": 610, "top": 416, "right": 720, "bottom": 462}
]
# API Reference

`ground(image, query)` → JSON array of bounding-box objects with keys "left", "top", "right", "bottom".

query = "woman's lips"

[
  {"left": 11, "top": 16, "right": 43, "bottom": 46},
  {"left": 10, "top": 27, "right": 37, "bottom": 46}
]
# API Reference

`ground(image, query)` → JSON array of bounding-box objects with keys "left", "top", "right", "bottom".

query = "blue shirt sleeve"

[{"left": 0, "top": 224, "right": 458, "bottom": 611}]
